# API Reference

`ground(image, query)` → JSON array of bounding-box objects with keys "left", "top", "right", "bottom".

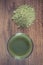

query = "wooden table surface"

[{"left": 0, "top": 0, "right": 43, "bottom": 65}]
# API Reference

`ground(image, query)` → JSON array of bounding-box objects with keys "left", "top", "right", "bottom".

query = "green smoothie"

[{"left": 8, "top": 33, "right": 33, "bottom": 59}]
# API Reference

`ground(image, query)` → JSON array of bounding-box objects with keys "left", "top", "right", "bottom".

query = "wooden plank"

[{"left": 0, "top": 0, "right": 43, "bottom": 65}]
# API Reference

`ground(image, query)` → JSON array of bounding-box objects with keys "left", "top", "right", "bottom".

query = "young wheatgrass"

[{"left": 12, "top": 5, "right": 35, "bottom": 28}]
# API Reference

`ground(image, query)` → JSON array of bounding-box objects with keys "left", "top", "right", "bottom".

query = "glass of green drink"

[{"left": 7, "top": 33, "right": 33, "bottom": 59}]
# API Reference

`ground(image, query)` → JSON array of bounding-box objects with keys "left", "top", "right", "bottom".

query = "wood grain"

[{"left": 0, "top": 0, "right": 43, "bottom": 65}]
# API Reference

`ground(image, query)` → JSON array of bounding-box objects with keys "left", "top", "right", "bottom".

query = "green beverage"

[{"left": 8, "top": 33, "right": 33, "bottom": 59}]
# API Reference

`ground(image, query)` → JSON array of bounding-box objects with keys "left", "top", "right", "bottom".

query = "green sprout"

[{"left": 12, "top": 5, "right": 35, "bottom": 28}]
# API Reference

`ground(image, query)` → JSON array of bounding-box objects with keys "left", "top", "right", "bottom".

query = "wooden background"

[{"left": 0, "top": 0, "right": 43, "bottom": 65}]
